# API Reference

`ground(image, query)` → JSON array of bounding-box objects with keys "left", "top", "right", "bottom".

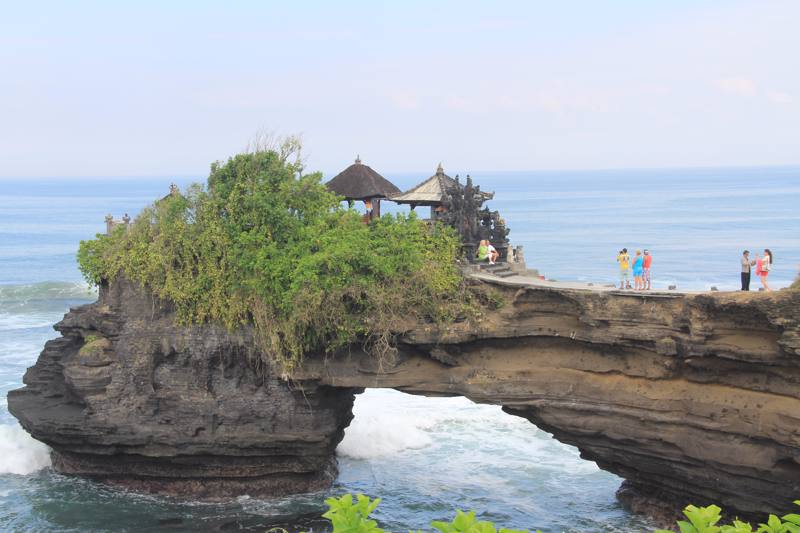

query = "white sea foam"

[
  {"left": 337, "top": 411, "right": 433, "bottom": 459},
  {"left": 0, "top": 424, "right": 51, "bottom": 475},
  {"left": 0, "top": 312, "right": 58, "bottom": 332},
  {"left": 336, "top": 390, "right": 478, "bottom": 459},
  {"left": 336, "top": 389, "right": 602, "bottom": 475},
  {"left": 336, "top": 391, "right": 439, "bottom": 459}
]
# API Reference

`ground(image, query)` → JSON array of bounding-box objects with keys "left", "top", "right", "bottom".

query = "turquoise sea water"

[{"left": 1, "top": 167, "right": 798, "bottom": 532}]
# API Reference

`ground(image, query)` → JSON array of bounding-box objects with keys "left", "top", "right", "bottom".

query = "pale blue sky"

[{"left": 1, "top": 0, "right": 798, "bottom": 177}]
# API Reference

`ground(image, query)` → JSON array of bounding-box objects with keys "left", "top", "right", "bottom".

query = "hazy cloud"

[
  {"left": 714, "top": 77, "right": 757, "bottom": 96},
  {"left": 387, "top": 91, "right": 420, "bottom": 110},
  {"left": 767, "top": 90, "right": 793, "bottom": 105}
]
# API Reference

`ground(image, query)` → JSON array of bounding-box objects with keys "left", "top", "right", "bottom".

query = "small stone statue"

[{"left": 513, "top": 245, "right": 524, "bottom": 264}]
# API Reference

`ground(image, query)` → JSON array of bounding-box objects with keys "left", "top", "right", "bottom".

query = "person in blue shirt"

[{"left": 632, "top": 250, "right": 645, "bottom": 290}]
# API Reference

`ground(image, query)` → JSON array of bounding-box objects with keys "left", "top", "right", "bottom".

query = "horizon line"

[{"left": 1, "top": 162, "right": 799, "bottom": 181}]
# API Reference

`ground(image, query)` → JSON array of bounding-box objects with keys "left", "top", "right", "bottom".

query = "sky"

[{"left": 1, "top": 0, "right": 798, "bottom": 177}]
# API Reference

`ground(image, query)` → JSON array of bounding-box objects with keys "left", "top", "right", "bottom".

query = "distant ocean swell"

[{"left": 0, "top": 281, "right": 96, "bottom": 302}]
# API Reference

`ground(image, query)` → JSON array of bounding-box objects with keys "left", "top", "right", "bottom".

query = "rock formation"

[
  {"left": 8, "top": 278, "right": 359, "bottom": 498},
  {"left": 8, "top": 276, "right": 800, "bottom": 519}
]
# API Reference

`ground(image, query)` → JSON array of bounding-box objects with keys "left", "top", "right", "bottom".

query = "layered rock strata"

[
  {"left": 9, "top": 276, "right": 800, "bottom": 517},
  {"left": 9, "top": 279, "right": 358, "bottom": 498}
]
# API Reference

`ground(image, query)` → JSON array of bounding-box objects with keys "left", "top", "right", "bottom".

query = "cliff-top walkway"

[{"left": 471, "top": 268, "right": 737, "bottom": 297}]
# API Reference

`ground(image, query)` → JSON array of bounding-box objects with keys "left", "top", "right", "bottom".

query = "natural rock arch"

[{"left": 8, "top": 276, "right": 800, "bottom": 519}]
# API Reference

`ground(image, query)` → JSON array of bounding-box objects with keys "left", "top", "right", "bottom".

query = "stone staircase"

[{"left": 478, "top": 262, "right": 517, "bottom": 278}]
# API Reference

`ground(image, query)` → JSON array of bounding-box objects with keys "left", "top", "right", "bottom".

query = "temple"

[
  {"left": 103, "top": 165, "right": 520, "bottom": 270},
  {"left": 391, "top": 164, "right": 510, "bottom": 263}
]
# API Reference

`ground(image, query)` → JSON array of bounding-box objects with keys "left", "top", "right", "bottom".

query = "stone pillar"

[{"left": 509, "top": 245, "right": 527, "bottom": 273}]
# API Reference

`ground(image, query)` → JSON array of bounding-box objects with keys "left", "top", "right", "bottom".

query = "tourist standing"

[
  {"left": 760, "top": 249, "right": 773, "bottom": 291},
  {"left": 643, "top": 249, "right": 653, "bottom": 290},
  {"left": 740, "top": 250, "right": 755, "bottom": 291},
  {"left": 632, "top": 250, "right": 644, "bottom": 290},
  {"left": 617, "top": 248, "right": 631, "bottom": 289}
]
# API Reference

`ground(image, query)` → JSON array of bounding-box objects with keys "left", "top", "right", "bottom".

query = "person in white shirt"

[
  {"left": 487, "top": 242, "right": 498, "bottom": 264},
  {"left": 740, "top": 250, "right": 756, "bottom": 291}
]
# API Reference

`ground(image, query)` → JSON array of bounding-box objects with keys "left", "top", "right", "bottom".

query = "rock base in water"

[{"left": 8, "top": 279, "right": 358, "bottom": 498}]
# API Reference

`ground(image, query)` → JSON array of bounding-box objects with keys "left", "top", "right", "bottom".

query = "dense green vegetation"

[
  {"left": 77, "top": 140, "right": 476, "bottom": 372},
  {"left": 310, "top": 495, "right": 800, "bottom": 533}
]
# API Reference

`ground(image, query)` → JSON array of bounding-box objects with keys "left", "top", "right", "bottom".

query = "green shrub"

[
  {"left": 315, "top": 494, "right": 539, "bottom": 533},
  {"left": 321, "top": 494, "right": 386, "bottom": 533},
  {"left": 78, "top": 140, "right": 477, "bottom": 372},
  {"left": 655, "top": 500, "right": 800, "bottom": 533},
  {"left": 311, "top": 495, "right": 800, "bottom": 533}
]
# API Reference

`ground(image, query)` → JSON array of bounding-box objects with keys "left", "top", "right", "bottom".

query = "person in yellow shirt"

[{"left": 616, "top": 248, "right": 631, "bottom": 289}]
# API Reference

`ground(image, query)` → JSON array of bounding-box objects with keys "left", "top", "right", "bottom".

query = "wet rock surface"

[{"left": 8, "top": 277, "right": 800, "bottom": 519}]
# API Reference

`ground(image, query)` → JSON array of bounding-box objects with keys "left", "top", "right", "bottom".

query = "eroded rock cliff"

[
  {"left": 8, "top": 279, "right": 359, "bottom": 498},
  {"left": 8, "top": 276, "right": 800, "bottom": 518}
]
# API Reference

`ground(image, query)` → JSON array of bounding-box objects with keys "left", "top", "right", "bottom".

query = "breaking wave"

[{"left": 0, "top": 424, "right": 51, "bottom": 475}]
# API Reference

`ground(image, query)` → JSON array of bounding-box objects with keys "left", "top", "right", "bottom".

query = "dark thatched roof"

[{"left": 326, "top": 156, "right": 400, "bottom": 201}]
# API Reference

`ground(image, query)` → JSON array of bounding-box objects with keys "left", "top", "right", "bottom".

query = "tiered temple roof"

[{"left": 391, "top": 164, "right": 493, "bottom": 206}]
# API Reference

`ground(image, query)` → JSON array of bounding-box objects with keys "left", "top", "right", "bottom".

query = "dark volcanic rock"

[
  {"left": 8, "top": 276, "right": 800, "bottom": 520},
  {"left": 8, "top": 278, "right": 358, "bottom": 498}
]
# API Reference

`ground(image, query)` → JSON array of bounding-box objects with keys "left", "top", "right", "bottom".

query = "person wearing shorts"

[
  {"left": 617, "top": 248, "right": 631, "bottom": 289},
  {"left": 642, "top": 249, "right": 652, "bottom": 290},
  {"left": 632, "top": 250, "right": 644, "bottom": 290}
]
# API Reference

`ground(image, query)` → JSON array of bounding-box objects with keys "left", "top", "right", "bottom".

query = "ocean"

[{"left": 1, "top": 167, "right": 798, "bottom": 532}]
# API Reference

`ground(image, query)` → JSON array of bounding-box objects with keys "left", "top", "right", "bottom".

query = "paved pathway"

[{"left": 470, "top": 270, "right": 695, "bottom": 297}]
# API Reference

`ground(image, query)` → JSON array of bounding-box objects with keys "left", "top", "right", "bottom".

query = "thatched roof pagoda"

[
  {"left": 391, "top": 164, "right": 493, "bottom": 208},
  {"left": 326, "top": 156, "right": 400, "bottom": 201}
]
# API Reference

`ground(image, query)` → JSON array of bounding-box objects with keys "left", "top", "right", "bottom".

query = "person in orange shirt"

[{"left": 642, "top": 249, "right": 653, "bottom": 290}]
